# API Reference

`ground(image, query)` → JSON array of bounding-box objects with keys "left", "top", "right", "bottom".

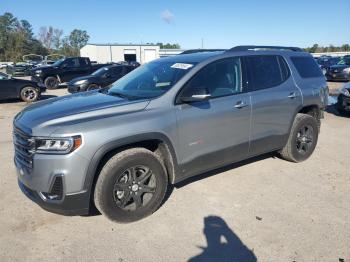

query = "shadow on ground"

[{"left": 189, "top": 216, "right": 256, "bottom": 262}]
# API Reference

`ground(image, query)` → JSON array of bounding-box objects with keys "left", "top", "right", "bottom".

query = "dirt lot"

[{"left": 0, "top": 86, "right": 349, "bottom": 262}]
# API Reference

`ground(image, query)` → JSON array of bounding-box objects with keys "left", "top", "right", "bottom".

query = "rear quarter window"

[
  {"left": 245, "top": 55, "right": 290, "bottom": 91},
  {"left": 291, "top": 56, "right": 323, "bottom": 78}
]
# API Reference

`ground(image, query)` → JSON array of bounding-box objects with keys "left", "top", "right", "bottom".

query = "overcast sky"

[{"left": 1, "top": 0, "right": 349, "bottom": 48}]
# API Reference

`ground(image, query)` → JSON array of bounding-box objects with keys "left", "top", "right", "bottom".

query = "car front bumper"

[
  {"left": 326, "top": 71, "right": 350, "bottom": 81},
  {"left": 31, "top": 75, "right": 44, "bottom": 83},
  {"left": 18, "top": 179, "right": 90, "bottom": 215},
  {"left": 337, "top": 94, "right": 350, "bottom": 112},
  {"left": 37, "top": 82, "right": 46, "bottom": 93},
  {"left": 14, "top": 129, "right": 92, "bottom": 215}
]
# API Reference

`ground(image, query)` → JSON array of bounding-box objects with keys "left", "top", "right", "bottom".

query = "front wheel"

[
  {"left": 86, "top": 84, "right": 100, "bottom": 91},
  {"left": 279, "top": 113, "right": 319, "bottom": 162},
  {"left": 44, "top": 76, "right": 58, "bottom": 89},
  {"left": 94, "top": 148, "right": 168, "bottom": 223},
  {"left": 20, "top": 86, "right": 39, "bottom": 102}
]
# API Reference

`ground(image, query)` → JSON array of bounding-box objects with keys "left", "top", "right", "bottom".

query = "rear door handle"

[
  {"left": 288, "top": 92, "right": 297, "bottom": 99},
  {"left": 234, "top": 101, "right": 248, "bottom": 109}
]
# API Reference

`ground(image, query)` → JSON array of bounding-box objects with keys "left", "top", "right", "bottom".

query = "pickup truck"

[{"left": 31, "top": 57, "right": 110, "bottom": 89}]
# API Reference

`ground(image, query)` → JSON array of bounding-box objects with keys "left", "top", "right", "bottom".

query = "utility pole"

[{"left": 201, "top": 38, "right": 204, "bottom": 49}]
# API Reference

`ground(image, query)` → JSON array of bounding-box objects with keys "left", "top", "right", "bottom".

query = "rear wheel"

[
  {"left": 279, "top": 113, "right": 318, "bottom": 162},
  {"left": 87, "top": 83, "right": 100, "bottom": 91},
  {"left": 44, "top": 76, "right": 58, "bottom": 89},
  {"left": 94, "top": 148, "right": 168, "bottom": 223},
  {"left": 20, "top": 86, "right": 39, "bottom": 102}
]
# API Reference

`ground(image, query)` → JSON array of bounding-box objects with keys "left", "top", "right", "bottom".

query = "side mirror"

[
  {"left": 61, "top": 64, "right": 67, "bottom": 68},
  {"left": 180, "top": 87, "right": 211, "bottom": 103},
  {"left": 103, "top": 73, "right": 111, "bottom": 79}
]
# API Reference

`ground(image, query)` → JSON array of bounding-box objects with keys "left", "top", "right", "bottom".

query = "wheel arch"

[
  {"left": 288, "top": 104, "right": 322, "bottom": 135},
  {"left": 297, "top": 104, "right": 322, "bottom": 131},
  {"left": 84, "top": 133, "right": 179, "bottom": 206},
  {"left": 43, "top": 75, "right": 58, "bottom": 82}
]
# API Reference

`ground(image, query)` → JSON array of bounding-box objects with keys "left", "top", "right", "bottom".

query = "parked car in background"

[
  {"left": 31, "top": 57, "right": 110, "bottom": 89},
  {"left": 68, "top": 63, "right": 137, "bottom": 93},
  {"left": 316, "top": 56, "right": 341, "bottom": 74},
  {"left": 0, "top": 72, "right": 46, "bottom": 102},
  {"left": 13, "top": 46, "right": 328, "bottom": 223},
  {"left": 6, "top": 62, "right": 34, "bottom": 77},
  {"left": 336, "top": 81, "right": 350, "bottom": 115},
  {"left": 0, "top": 63, "right": 9, "bottom": 69},
  {"left": 35, "top": 54, "right": 65, "bottom": 68},
  {"left": 325, "top": 55, "right": 350, "bottom": 81}
]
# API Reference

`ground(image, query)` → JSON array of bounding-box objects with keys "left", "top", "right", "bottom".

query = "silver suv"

[{"left": 13, "top": 46, "right": 328, "bottom": 223}]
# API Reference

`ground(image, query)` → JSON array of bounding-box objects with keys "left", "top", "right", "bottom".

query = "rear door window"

[
  {"left": 291, "top": 56, "right": 323, "bottom": 78},
  {"left": 245, "top": 55, "right": 290, "bottom": 91}
]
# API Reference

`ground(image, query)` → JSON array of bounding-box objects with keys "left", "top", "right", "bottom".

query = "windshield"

[
  {"left": 92, "top": 67, "right": 109, "bottom": 76},
  {"left": 107, "top": 61, "right": 196, "bottom": 99},
  {"left": 338, "top": 57, "right": 350, "bottom": 66},
  {"left": 52, "top": 58, "right": 65, "bottom": 67}
]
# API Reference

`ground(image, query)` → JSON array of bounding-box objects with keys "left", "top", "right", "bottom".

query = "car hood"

[
  {"left": 14, "top": 91, "right": 150, "bottom": 136},
  {"left": 31, "top": 65, "right": 56, "bottom": 72},
  {"left": 329, "top": 64, "right": 350, "bottom": 70}
]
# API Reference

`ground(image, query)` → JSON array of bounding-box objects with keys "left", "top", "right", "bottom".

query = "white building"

[
  {"left": 80, "top": 43, "right": 160, "bottom": 64},
  {"left": 159, "top": 49, "right": 184, "bottom": 57}
]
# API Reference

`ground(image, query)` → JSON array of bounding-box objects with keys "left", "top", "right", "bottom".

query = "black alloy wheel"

[
  {"left": 94, "top": 148, "right": 168, "bottom": 223},
  {"left": 113, "top": 165, "right": 156, "bottom": 211},
  {"left": 295, "top": 125, "right": 314, "bottom": 155}
]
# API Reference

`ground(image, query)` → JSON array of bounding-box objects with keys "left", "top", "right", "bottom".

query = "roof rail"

[
  {"left": 180, "top": 49, "right": 226, "bottom": 55},
  {"left": 228, "top": 45, "right": 303, "bottom": 52}
]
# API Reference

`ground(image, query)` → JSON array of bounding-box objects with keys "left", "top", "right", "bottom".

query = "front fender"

[{"left": 83, "top": 132, "right": 179, "bottom": 196}]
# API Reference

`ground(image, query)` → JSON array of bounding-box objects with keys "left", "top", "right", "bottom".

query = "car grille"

[{"left": 13, "top": 128, "right": 35, "bottom": 171}]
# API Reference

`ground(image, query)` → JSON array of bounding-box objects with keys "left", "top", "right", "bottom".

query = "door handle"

[
  {"left": 234, "top": 101, "right": 248, "bottom": 109},
  {"left": 288, "top": 92, "right": 297, "bottom": 99}
]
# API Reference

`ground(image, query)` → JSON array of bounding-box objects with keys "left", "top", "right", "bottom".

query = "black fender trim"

[{"left": 83, "top": 132, "right": 180, "bottom": 202}]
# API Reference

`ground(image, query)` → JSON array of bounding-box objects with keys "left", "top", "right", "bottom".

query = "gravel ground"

[{"left": 0, "top": 87, "right": 349, "bottom": 262}]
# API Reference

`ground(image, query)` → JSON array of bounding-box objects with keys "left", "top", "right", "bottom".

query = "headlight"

[
  {"left": 342, "top": 68, "right": 350, "bottom": 73},
  {"left": 339, "top": 86, "right": 350, "bottom": 97},
  {"left": 75, "top": 79, "right": 88, "bottom": 85},
  {"left": 35, "top": 69, "right": 42, "bottom": 74},
  {"left": 35, "top": 136, "right": 82, "bottom": 154}
]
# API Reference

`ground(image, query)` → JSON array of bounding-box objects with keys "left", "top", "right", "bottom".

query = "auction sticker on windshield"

[{"left": 171, "top": 63, "right": 194, "bottom": 70}]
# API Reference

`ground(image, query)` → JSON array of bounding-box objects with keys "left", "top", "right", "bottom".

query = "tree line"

[
  {"left": 304, "top": 44, "right": 350, "bottom": 53},
  {"left": 0, "top": 12, "right": 181, "bottom": 62},
  {"left": 0, "top": 12, "right": 89, "bottom": 62}
]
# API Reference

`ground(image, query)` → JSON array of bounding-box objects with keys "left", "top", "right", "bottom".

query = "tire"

[
  {"left": 279, "top": 113, "right": 319, "bottom": 163},
  {"left": 94, "top": 148, "right": 168, "bottom": 223},
  {"left": 44, "top": 76, "right": 58, "bottom": 89},
  {"left": 87, "top": 84, "right": 100, "bottom": 91},
  {"left": 20, "top": 86, "right": 39, "bottom": 102}
]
